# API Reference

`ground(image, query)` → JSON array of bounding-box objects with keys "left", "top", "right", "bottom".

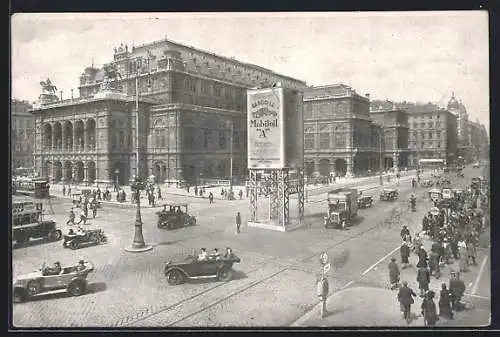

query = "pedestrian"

[
  {"left": 449, "top": 271, "right": 466, "bottom": 311},
  {"left": 417, "top": 267, "right": 431, "bottom": 297},
  {"left": 209, "top": 192, "right": 214, "bottom": 204},
  {"left": 458, "top": 239, "right": 468, "bottom": 272},
  {"left": 151, "top": 193, "right": 155, "bottom": 207},
  {"left": 76, "top": 209, "right": 87, "bottom": 225},
  {"left": 236, "top": 212, "right": 241, "bottom": 234},
  {"left": 92, "top": 202, "right": 97, "bottom": 219},
  {"left": 421, "top": 290, "right": 439, "bottom": 326},
  {"left": 417, "top": 246, "right": 428, "bottom": 268},
  {"left": 388, "top": 257, "right": 400, "bottom": 290},
  {"left": 157, "top": 186, "right": 162, "bottom": 200},
  {"left": 62, "top": 185, "right": 66, "bottom": 196},
  {"left": 317, "top": 274, "right": 329, "bottom": 318},
  {"left": 68, "top": 186, "right": 72, "bottom": 195},
  {"left": 466, "top": 241, "right": 477, "bottom": 266},
  {"left": 397, "top": 281, "right": 416, "bottom": 324},
  {"left": 239, "top": 189, "right": 243, "bottom": 200},
  {"left": 194, "top": 186, "right": 198, "bottom": 196},
  {"left": 83, "top": 202, "right": 88, "bottom": 219},
  {"left": 97, "top": 187, "right": 101, "bottom": 200},
  {"left": 439, "top": 283, "right": 454, "bottom": 320},
  {"left": 246, "top": 185, "right": 249, "bottom": 198},
  {"left": 400, "top": 241, "right": 410, "bottom": 269},
  {"left": 66, "top": 208, "right": 75, "bottom": 225},
  {"left": 428, "top": 251, "right": 441, "bottom": 279},
  {"left": 221, "top": 188, "right": 225, "bottom": 197}
]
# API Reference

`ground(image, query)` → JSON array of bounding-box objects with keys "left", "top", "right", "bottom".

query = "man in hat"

[
  {"left": 400, "top": 240, "right": 411, "bottom": 269},
  {"left": 317, "top": 274, "right": 329, "bottom": 318},
  {"left": 449, "top": 271, "right": 466, "bottom": 311},
  {"left": 400, "top": 225, "right": 410, "bottom": 241},
  {"left": 388, "top": 257, "right": 400, "bottom": 290},
  {"left": 421, "top": 290, "right": 439, "bottom": 326},
  {"left": 439, "top": 283, "right": 454, "bottom": 319},
  {"left": 66, "top": 208, "right": 75, "bottom": 225},
  {"left": 417, "top": 267, "right": 431, "bottom": 297},
  {"left": 76, "top": 260, "right": 86, "bottom": 271},
  {"left": 397, "top": 281, "right": 417, "bottom": 324},
  {"left": 236, "top": 212, "right": 242, "bottom": 234},
  {"left": 417, "top": 245, "right": 428, "bottom": 268}
]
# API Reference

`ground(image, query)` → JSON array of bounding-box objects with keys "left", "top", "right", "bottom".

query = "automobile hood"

[{"left": 165, "top": 256, "right": 196, "bottom": 266}]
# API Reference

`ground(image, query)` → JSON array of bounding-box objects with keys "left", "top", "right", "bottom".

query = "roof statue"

[
  {"left": 39, "top": 78, "right": 57, "bottom": 95},
  {"left": 103, "top": 63, "right": 122, "bottom": 82}
]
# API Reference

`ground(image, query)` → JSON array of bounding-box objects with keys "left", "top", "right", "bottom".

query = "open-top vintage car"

[
  {"left": 428, "top": 188, "right": 443, "bottom": 202},
  {"left": 421, "top": 179, "right": 434, "bottom": 188},
  {"left": 156, "top": 204, "right": 197, "bottom": 230},
  {"left": 63, "top": 228, "right": 107, "bottom": 250},
  {"left": 164, "top": 251, "right": 241, "bottom": 285},
  {"left": 379, "top": 188, "right": 399, "bottom": 201},
  {"left": 357, "top": 195, "right": 373, "bottom": 209},
  {"left": 13, "top": 260, "right": 94, "bottom": 303}
]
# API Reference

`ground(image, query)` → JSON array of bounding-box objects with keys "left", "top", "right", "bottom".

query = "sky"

[{"left": 11, "top": 12, "right": 490, "bottom": 130}]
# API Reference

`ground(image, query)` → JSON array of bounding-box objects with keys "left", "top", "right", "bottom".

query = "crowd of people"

[{"left": 392, "top": 172, "right": 488, "bottom": 326}]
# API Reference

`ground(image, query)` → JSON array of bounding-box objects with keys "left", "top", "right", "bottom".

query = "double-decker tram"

[{"left": 12, "top": 176, "right": 50, "bottom": 198}]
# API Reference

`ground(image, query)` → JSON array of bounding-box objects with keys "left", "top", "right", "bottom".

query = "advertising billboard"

[{"left": 247, "top": 87, "right": 304, "bottom": 169}]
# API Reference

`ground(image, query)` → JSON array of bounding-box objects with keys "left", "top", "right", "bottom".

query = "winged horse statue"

[{"left": 39, "top": 78, "right": 57, "bottom": 95}]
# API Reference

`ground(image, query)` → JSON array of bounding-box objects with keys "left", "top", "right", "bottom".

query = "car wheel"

[
  {"left": 27, "top": 280, "right": 40, "bottom": 296},
  {"left": 13, "top": 288, "right": 26, "bottom": 303},
  {"left": 70, "top": 240, "right": 79, "bottom": 250},
  {"left": 190, "top": 217, "right": 197, "bottom": 226},
  {"left": 217, "top": 267, "right": 233, "bottom": 282},
  {"left": 49, "top": 230, "right": 62, "bottom": 241},
  {"left": 100, "top": 236, "right": 107, "bottom": 244},
  {"left": 167, "top": 270, "right": 184, "bottom": 285},
  {"left": 68, "top": 280, "right": 86, "bottom": 296}
]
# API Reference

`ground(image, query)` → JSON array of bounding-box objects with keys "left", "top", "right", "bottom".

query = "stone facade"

[
  {"left": 32, "top": 38, "right": 306, "bottom": 186},
  {"left": 11, "top": 99, "right": 35, "bottom": 170},
  {"left": 369, "top": 107, "right": 410, "bottom": 170},
  {"left": 303, "top": 84, "right": 381, "bottom": 178}
]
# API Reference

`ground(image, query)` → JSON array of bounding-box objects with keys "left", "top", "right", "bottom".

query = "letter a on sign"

[{"left": 259, "top": 129, "right": 267, "bottom": 138}]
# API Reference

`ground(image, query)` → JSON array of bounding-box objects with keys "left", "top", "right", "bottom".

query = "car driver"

[
  {"left": 224, "top": 247, "right": 236, "bottom": 259},
  {"left": 198, "top": 248, "right": 208, "bottom": 261},
  {"left": 210, "top": 248, "right": 221, "bottom": 260},
  {"left": 76, "top": 260, "right": 86, "bottom": 271},
  {"left": 43, "top": 261, "right": 62, "bottom": 276}
]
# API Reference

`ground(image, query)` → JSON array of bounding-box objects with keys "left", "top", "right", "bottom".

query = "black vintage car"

[
  {"left": 357, "top": 195, "right": 373, "bottom": 208},
  {"left": 156, "top": 204, "right": 197, "bottom": 230},
  {"left": 164, "top": 252, "right": 241, "bottom": 285},
  {"left": 379, "top": 188, "right": 399, "bottom": 201},
  {"left": 63, "top": 229, "right": 107, "bottom": 250},
  {"left": 13, "top": 220, "right": 62, "bottom": 245}
]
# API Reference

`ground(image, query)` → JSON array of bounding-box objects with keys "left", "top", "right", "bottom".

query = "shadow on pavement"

[
  {"left": 328, "top": 305, "right": 352, "bottom": 316},
  {"left": 87, "top": 282, "right": 108, "bottom": 294}
]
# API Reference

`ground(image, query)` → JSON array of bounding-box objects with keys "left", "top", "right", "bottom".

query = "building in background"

[
  {"left": 467, "top": 118, "right": 489, "bottom": 161},
  {"left": 369, "top": 102, "right": 409, "bottom": 170},
  {"left": 303, "top": 84, "right": 379, "bottom": 178},
  {"left": 393, "top": 101, "right": 457, "bottom": 167},
  {"left": 11, "top": 99, "right": 35, "bottom": 171},
  {"left": 32, "top": 37, "right": 306, "bottom": 186}
]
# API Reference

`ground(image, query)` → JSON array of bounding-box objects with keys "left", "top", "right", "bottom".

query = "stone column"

[
  {"left": 61, "top": 165, "right": 67, "bottom": 183},
  {"left": 73, "top": 125, "right": 77, "bottom": 153},
  {"left": 83, "top": 164, "right": 89, "bottom": 185},
  {"left": 51, "top": 163, "right": 56, "bottom": 183},
  {"left": 393, "top": 152, "right": 399, "bottom": 171},
  {"left": 345, "top": 157, "right": 353, "bottom": 178},
  {"left": 84, "top": 121, "right": 88, "bottom": 151},
  {"left": 61, "top": 125, "right": 66, "bottom": 152},
  {"left": 72, "top": 164, "right": 78, "bottom": 184},
  {"left": 51, "top": 124, "right": 55, "bottom": 152}
]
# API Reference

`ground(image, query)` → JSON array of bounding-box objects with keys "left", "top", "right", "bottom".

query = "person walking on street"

[
  {"left": 67, "top": 208, "right": 75, "bottom": 225},
  {"left": 417, "top": 267, "right": 431, "bottom": 297},
  {"left": 209, "top": 192, "right": 214, "bottom": 204},
  {"left": 63, "top": 185, "right": 66, "bottom": 196},
  {"left": 439, "top": 283, "right": 454, "bottom": 320},
  {"left": 417, "top": 246, "right": 428, "bottom": 268},
  {"left": 400, "top": 241, "right": 411, "bottom": 269},
  {"left": 236, "top": 212, "right": 242, "bottom": 234},
  {"left": 76, "top": 209, "right": 87, "bottom": 225},
  {"left": 92, "top": 202, "right": 97, "bottom": 219},
  {"left": 317, "top": 274, "right": 329, "bottom": 318},
  {"left": 421, "top": 290, "right": 439, "bottom": 326},
  {"left": 68, "top": 186, "right": 72, "bottom": 196},
  {"left": 398, "top": 281, "right": 417, "bottom": 324},
  {"left": 239, "top": 189, "right": 243, "bottom": 200},
  {"left": 449, "top": 271, "right": 466, "bottom": 311},
  {"left": 157, "top": 186, "right": 162, "bottom": 200},
  {"left": 388, "top": 257, "right": 400, "bottom": 290}
]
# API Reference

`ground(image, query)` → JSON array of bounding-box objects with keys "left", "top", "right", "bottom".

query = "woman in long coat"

[
  {"left": 417, "top": 246, "right": 428, "bottom": 268},
  {"left": 417, "top": 267, "right": 430, "bottom": 297},
  {"left": 421, "top": 290, "right": 439, "bottom": 326},
  {"left": 388, "top": 258, "right": 400, "bottom": 290},
  {"left": 439, "top": 283, "right": 454, "bottom": 319}
]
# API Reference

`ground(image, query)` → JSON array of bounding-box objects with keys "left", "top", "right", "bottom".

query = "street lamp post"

[
  {"left": 114, "top": 169, "right": 120, "bottom": 192},
  {"left": 227, "top": 120, "right": 234, "bottom": 200},
  {"left": 379, "top": 128, "right": 384, "bottom": 186},
  {"left": 125, "top": 176, "right": 153, "bottom": 252}
]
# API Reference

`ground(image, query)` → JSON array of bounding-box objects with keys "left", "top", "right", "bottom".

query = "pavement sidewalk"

[{"left": 291, "top": 285, "right": 482, "bottom": 327}]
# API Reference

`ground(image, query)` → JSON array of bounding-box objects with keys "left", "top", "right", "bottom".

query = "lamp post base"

[{"left": 125, "top": 244, "right": 153, "bottom": 253}]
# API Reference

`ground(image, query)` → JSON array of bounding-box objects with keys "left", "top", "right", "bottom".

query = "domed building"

[{"left": 447, "top": 92, "right": 469, "bottom": 144}]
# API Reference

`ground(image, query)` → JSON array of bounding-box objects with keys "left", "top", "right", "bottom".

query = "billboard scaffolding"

[{"left": 247, "top": 85, "right": 304, "bottom": 231}]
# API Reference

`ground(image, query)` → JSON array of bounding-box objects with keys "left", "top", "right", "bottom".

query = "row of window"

[
  {"left": 411, "top": 121, "right": 442, "bottom": 129},
  {"left": 409, "top": 141, "right": 443, "bottom": 149},
  {"left": 304, "top": 134, "right": 347, "bottom": 149},
  {"left": 13, "top": 119, "right": 34, "bottom": 130},
  {"left": 183, "top": 77, "right": 244, "bottom": 101},
  {"left": 409, "top": 131, "right": 444, "bottom": 139},
  {"left": 183, "top": 129, "right": 241, "bottom": 150}
]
